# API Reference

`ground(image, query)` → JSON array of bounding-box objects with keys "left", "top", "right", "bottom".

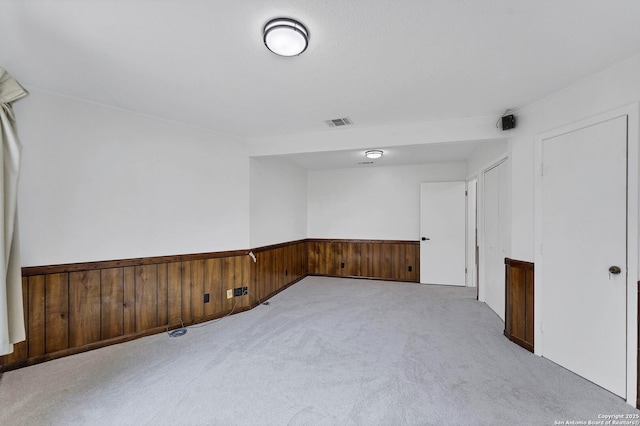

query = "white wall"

[
  {"left": 249, "top": 157, "right": 308, "bottom": 247},
  {"left": 308, "top": 163, "right": 466, "bottom": 240},
  {"left": 511, "top": 55, "right": 640, "bottom": 261},
  {"left": 248, "top": 116, "right": 505, "bottom": 157},
  {"left": 15, "top": 89, "right": 250, "bottom": 266},
  {"left": 466, "top": 140, "right": 508, "bottom": 179},
  {"left": 508, "top": 54, "right": 640, "bottom": 406},
  {"left": 17, "top": 53, "right": 640, "bottom": 268}
]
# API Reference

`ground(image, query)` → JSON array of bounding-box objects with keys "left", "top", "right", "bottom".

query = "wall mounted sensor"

[{"left": 501, "top": 114, "right": 516, "bottom": 130}]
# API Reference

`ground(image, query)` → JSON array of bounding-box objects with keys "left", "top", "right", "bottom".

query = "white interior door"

[
  {"left": 541, "top": 116, "right": 627, "bottom": 398},
  {"left": 482, "top": 160, "right": 508, "bottom": 320},
  {"left": 420, "top": 181, "right": 466, "bottom": 286}
]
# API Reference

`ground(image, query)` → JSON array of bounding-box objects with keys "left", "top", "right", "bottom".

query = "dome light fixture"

[
  {"left": 263, "top": 18, "right": 309, "bottom": 57},
  {"left": 365, "top": 150, "right": 383, "bottom": 159}
]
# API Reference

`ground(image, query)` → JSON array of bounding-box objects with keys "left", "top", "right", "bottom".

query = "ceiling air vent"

[{"left": 325, "top": 117, "right": 353, "bottom": 127}]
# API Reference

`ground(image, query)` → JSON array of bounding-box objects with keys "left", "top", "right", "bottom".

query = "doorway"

[
  {"left": 535, "top": 105, "right": 639, "bottom": 403},
  {"left": 419, "top": 181, "right": 466, "bottom": 286},
  {"left": 479, "top": 159, "right": 509, "bottom": 320}
]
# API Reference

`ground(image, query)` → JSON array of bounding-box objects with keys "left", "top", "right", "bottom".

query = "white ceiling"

[
  {"left": 275, "top": 140, "right": 506, "bottom": 170},
  {"left": 2, "top": 1, "right": 640, "bottom": 142}
]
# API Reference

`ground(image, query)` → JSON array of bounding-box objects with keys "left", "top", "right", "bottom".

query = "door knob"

[
  {"left": 421, "top": 237, "right": 430, "bottom": 241},
  {"left": 609, "top": 266, "right": 621, "bottom": 275}
]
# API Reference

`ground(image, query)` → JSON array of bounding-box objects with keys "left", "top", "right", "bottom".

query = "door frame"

[
  {"left": 476, "top": 156, "right": 508, "bottom": 307},
  {"left": 419, "top": 181, "right": 467, "bottom": 286},
  {"left": 534, "top": 103, "right": 639, "bottom": 405},
  {"left": 465, "top": 178, "right": 478, "bottom": 288}
]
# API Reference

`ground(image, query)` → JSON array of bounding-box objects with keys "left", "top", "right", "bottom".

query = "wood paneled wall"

[
  {"left": 1, "top": 238, "right": 418, "bottom": 371},
  {"left": 1, "top": 257, "right": 254, "bottom": 370},
  {"left": 251, "top": 240, "right": 308, "bottom": 303},
  {"left": 307, "top": 239, "right": 420, "bottom": 282},
  {"left": 504, "top": 258, "right": 534, "bottom": 352}
]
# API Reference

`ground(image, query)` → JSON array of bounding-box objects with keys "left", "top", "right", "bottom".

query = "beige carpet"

[{"left": 0, "top": 276, "right": 637, "bottom": 425}]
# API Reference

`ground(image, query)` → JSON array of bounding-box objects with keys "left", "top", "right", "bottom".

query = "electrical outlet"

[
  {"left": 408, "top": 266, "right": 412, "bottom": 272},
  {"left": 341, "top": 262, "right": 345, "bottom": 269},
  {"left": 233, "top": 287, "right": 243, "bottom": 297},
  {"left": 242, "top": 286, "right": 248, "bottom": 295},
  {"left": 204, "top": 293, "right": 210, "bottom": 303},
  {"left": 226, "top": 289, "right": 233, "bottom": 299}
]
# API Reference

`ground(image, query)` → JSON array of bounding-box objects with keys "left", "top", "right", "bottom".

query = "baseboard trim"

[
  {"left": 1, "top": 273, "right": 310, "bottom": 373},
  {"left": 0, "top": 305, "right": 250, "bottom": 372},
  {"left": 307, "top": 273, "right": 419, "bottom": 283}
]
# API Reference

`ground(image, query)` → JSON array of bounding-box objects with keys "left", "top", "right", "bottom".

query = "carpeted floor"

[{"left": 0, "top": 276, "right": 637, "bottom": 425}]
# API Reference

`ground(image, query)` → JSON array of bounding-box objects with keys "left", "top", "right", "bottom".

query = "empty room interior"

[{"left": 2, "top": 1, "right": 640, "bottom": 425}]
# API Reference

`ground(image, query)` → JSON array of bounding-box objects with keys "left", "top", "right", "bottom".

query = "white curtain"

[{"left": 0, "top": 68, "right": 26, "bottom": 356}]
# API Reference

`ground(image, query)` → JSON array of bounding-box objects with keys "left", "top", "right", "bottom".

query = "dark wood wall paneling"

[
  {"left": 307, "top": 239, "right": 419, "bottom": 282},
  {"left": 251, "top": 241, "right": 308, "bottom": 303},
  {"left": 1, "top": 255, "right": 258, "bottom": 371},
  {"left": 1, "top": 239, "right": 418, "bottom": 371},
  {"left": 504, "top": 258, "right": 534, "bottom": 352}
]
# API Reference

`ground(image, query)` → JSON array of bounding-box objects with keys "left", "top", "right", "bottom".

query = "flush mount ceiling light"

[
  {"left": 263, "top": 18, "right": 309, "bottom": 57},
  {"left": 365, "top": 150, "right": 383, "bottom": 159}
]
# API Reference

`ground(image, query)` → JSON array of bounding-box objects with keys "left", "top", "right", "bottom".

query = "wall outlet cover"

[{"left": 226, "top": 289, "right": 233, "bottom": 299}]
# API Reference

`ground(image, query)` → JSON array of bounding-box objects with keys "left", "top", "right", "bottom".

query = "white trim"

[
  {"left": 465, "top": 178, "right": 478, "bottom": 288},
  {"left": 419, "top": 181, "right": 467, "bottom": 286},
  {"left": 534, "top": 124, "right": 544, "bottom": 358},
  {"left": 534, "top": 103, "right": 639, "bottom": 406},
  {"left": 627, "top": 104, "right": 639, "bottom": 406},
  {"left": 477, "top": 155, "right": 508, "bottom": 304}
]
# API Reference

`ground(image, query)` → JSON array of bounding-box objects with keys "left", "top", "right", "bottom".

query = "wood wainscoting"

[
  {"left": 307, "top": 239, "right": 420, "bottom": 282},
  {"left": 0, "top": 238, "right": 418, "bottom": 371},
  {"left": 504, "top": 258, "right": 534, "bottom": 352},
  {"left": 0, "top": 242, "right": 308, "bottom": 372},
  {"left": 251, "top": 240, "right": 308, "bottom": 303}
]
